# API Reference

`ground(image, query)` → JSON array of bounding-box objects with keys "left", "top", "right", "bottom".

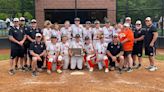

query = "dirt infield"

[{"left": 0, "top": 58, "right": 164, "bottom": 92}]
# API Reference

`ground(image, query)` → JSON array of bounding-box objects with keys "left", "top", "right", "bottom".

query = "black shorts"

[
  {"left": 10, "top": 48, "right": 25, "bottom": 59},
  {"left": 124, "top": 51, "right": 132, "bottom": 57},
  {"left": 145, "top": 46, "right": 155, "bottom": 56},
  {"left": 132, "top": 45, "right": 143, "bottom": 57}
]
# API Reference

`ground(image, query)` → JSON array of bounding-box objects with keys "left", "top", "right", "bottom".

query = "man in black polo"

[
  {"left": 107, "top": 34, "right": 124, "bottom": 73},
  {"left": 8, "top": 18, "right": 26, "bottom": 75},
  {"left": 132, "top": 20, "right": 144, "bottom": 69},
  {"left": 26, "top": 19, "right": 42, "bottom": 70},
  {"left": 29, "top": 33, "right": 46, "bottom": 76},
  {"left": 144, "top": 17, "right": 158, "bottom": 72}
]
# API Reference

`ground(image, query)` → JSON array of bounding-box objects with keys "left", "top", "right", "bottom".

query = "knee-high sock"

[
  {"left": 88, "top": 60, "right": 94, "bottom": 68},
  {"left": 47, "top": 62, "right": 52, "bottom": 70},
  {"left": 104, "top": 59, "right": 109, "bottom": 68}
]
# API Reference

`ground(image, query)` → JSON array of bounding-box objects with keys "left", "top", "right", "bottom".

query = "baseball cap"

[
  {"left": 51, "top": 35, "right": 57, "bottom": 39},
  {"left": 94, "top": 20, "right": 100, "bottom": 24},
  {"left": 35, "top": 33, "right": 42, "bottom": 37},
  {"left": 136, "top": 20, "right": 141, "bottom": 24},
  {"left": 145, "top": 17, "right": 151, "bottom": 21},
  {"left": 74, "top": 17, "right": 80, "bottom": 21},
  {"left": 85, "top": 36, "right": 90, "bottom": 40},
  {"left": 123, "top": 23, "right": 130, "bottom": 27},
  {"left": 13, "top": 18, "right": 19, "bottom": 22},
  {"left": 105, "top": 20, "right": 110, "bottom": 23},
  {"left": 31, "top": 19, "right": 37, "bottom": 23},
  {"left": 20, "top": 17, "right": 25, "bottom": 21},
  {"left": 125, "top": 17, "right": 131, "bottom": 20},
  {"left": 113, "top": 33, "right": 118, "bottom": 37},
  {"left": 75, "top": 34, "right": 80, "bottom": 38},
  {"left": 85, "top": 21, "right": 91, "bottom": 24}
]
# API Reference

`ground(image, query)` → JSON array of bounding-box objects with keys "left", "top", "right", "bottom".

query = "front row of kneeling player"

[{"left": 29, "top": 33, "right": 124, "bottom": 76}]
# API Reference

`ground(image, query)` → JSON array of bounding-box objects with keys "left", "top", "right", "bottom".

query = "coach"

[
  {"left": 144, "top": 17, "right": 158, "bottom": 72},
  {"left": 8, "top": 18, "right": 26, "bottom": 75}
]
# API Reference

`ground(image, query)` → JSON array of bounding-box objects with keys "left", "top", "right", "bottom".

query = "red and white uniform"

[
  {"left": 71, "top": 24, "right": 83, "bottom": 41},
  {"left": 42, "top": 28, "right": 52, "bottom": 44},
  {"left": 60, "top": 27, "right": 72, "bottom": 42},
  {"left": 95, "top": 41, "right": 109, "bottom": 70},
  {"left": 46, "top": 42, "right": 60, "bottom": 71},
  {"left": 51, "top": 29, "right": 62, "bottom": 42},
  {"left": 59, "top": 41, "right": 70, "bottom": 69},
  {"left": 92, "top": 27, "right": 103, "bottom": 48},
  {"left": 82, "top": 27, "right": 93, "bottom": 41},
  {"left": 84, "top": 43, "right": 96, "bottom": 68},
  {"left": 70, "top": 41, "right": 84, "bottom": 70},
  {"left": 102, "top": 26, "right": 114, "bottom": 43}
]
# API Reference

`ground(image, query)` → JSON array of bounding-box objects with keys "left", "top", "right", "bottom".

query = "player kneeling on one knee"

[
  {"left": 29, "top": 33, "right": 46, "bottom": 77},
  {"left": 107, "top": 34, "right": 124, "bottom": 74},
  {"left": 83, "top": 36, "right": 96, "bottom": 70},
  {"left": 95, "top": 35, "right": 109, "bottom": 73},
  {"left": 46, "top": 35, "right": 62, "bottom": 74}
]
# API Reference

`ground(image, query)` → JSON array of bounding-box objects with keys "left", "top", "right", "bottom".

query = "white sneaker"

[
  {"left": 57, "top": 69, "right": 62, "bottom": 74},
  {"left": 47, "top": 70, "right": 51, "bottom": 74},
  {"left": 89, "top": 67, "right": 93, "bottom": 72},
  {"left": 105, "top": 68, "right": 109, "bottom": 73},
  {"left": 149, "top": 66, "right": 158, "bottom": 72},
  {"left": 145, "top": 66, "right": 153, "bottom": 70}
]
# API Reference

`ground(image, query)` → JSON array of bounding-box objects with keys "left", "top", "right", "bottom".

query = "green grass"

[
  {"left": 0, "top": 54, "right": 9, "bottom": 61},
  {"left": 143, "top": 54, "right": 164, "bottom": 61}
]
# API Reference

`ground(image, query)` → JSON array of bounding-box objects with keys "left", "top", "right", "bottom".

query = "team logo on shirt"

[
  {"left": 20, "top": 30, "right": 23, "bottom": 33},
  {"left": 111, "top": 46, "right": 113, "bottom": 48},
  {"left": 35, "top": 45, "right": 37, "bottom": 48},
  {"left": 14, "top": 30, "right": 17, "bottom": 33},
  {"left": 41, "top": 45, "right": 43, "bottom": 48},
  {"left": 117, "top": 46, "right": 120, "bottom": 48},
  {"left": 36, "top": 29, "right": 39, "bottom": 32}
]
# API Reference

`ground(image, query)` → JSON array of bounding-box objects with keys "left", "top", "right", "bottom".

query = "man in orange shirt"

[{"left": 119, "top": 23, "right": 134, "bottom": 72}]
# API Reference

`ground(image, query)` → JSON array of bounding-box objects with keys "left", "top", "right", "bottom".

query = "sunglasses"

[
  {"left": 14, "top": 21, "right": 19, "bottom": 22},
  {"left": 136, "top": 24, "right": 141, "bottom": 25},
  {"left": 31, "top": 22, "right": 36, "bottom": 23}
]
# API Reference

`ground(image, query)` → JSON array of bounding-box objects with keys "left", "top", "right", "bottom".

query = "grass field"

[{"left": 0, "top": 54, "right": 9, "bottom": 61}]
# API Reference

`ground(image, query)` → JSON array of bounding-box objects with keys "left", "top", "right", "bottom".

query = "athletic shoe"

[
  {"left": 149, "top": 66, "right": 158, "bottom": 72},
  {"left": 9, "top": 69, "right": 15, "bottom": 75},
  {"left": 127, "top": 68, "right": 133, "bottom": 73},
  {"left": 15, "top": 65, "right": 18, "bottom": 70},
  {"left": 32, "top": 71, "right": 37, "bottom": 77},
  {"left": 110, "top": 67, "right": 115, "bottom": 71},
  {"left": 105, "top": 68, "right": 109, "bottom": 73},
  {"left": 89, "top": 67, "right": 93, "bottom": 72},
  {"left": 122, "top": 67, "right": 129, "bottom": 71},
  {"left": 47, "top": 70, "right": 51, "bottom": 74},
  {"left": 57, "top": 69, "right": 62, "bottom": 74},
  {"left": 117, "top": 68, "right": 123, "bottom": 74},
  {"left": 145, "top": 65, "right": 153, "bottom": 70},
  {"left": 37, "top": 68, "right": 43, "bottom": 72},
  {"left": 134, "top": 64, "right": 141, "bottom": 69}
]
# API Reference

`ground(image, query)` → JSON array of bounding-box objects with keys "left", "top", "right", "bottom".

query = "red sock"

[
  {"left": 47, "top": 62, "right": 52, "bottom": 70},
  {"left": 88, "top": 60, "right": 94, "bottom": 68},
  {"left": 57, "top": 65, "right": 61, "bottom": 70},
  {"left": 104, "top": 59, "right": 109, "bottom": 68}
]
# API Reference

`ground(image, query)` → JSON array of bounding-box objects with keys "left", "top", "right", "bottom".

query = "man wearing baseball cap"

[
  {"left": 125, "top": 17, "right": 135, "bottom": 30},
  {"left": 132, "top": 20, "right": 145, "bottom": 69},
  {"left": 107, "top": 34, "right": 124, "bottom": 73},
  {"left": 8, "top": 18, "right": 26, "bottom": 75},
  {"left": 29, "top": 33, "right": 46, "bottom": 76},
  {"left": 144, "top": 17, "right": 158, "bottom": 71}
]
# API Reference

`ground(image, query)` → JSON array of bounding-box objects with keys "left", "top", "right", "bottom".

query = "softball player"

[
  {"left": 92, "top": 20, "right": 103, "bottom": 49},
  {"left": 59, "top": 35, "right": 71, "bottom": 70},
  {"left": 83, "top": 36, "right": 96, "bottom": 71},
  {"left": 60, "top": 21, "right": 72, "bottom": 42},
  {"left": 42, "top": 20, "right": 52, "bottom": 45},
  {"left": 46, "top": 36, "right": 60, "bottom": 74},
  {"left": 102, "top": 20, "right": 114, "bottom": 43},
  {"left": 70, "top": 34, "right": 84, "bottom": 70},
  {"left": 71, "top": 18, "right": 83, "bottom": 42},
  {"left": 51, "top": 23, "right": 62, "bottom": 42},
  {"left": 95, "top": 35, "right": 109, "bottom": 73},
  {"left": 83, "top": 21, "right": 93, "bottom": 41}
]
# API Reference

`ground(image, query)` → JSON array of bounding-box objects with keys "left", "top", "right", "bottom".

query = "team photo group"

[{"left": 8, "top": 16, "right": 158, "bottom": 77}]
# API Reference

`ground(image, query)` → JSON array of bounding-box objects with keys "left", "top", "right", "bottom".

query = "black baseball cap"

[
  {"left": 85, "top": 36, "right": 90, "bottom": 40},
  {"left": 75, "top": 34, "right": 80, "bottom": 38}
]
